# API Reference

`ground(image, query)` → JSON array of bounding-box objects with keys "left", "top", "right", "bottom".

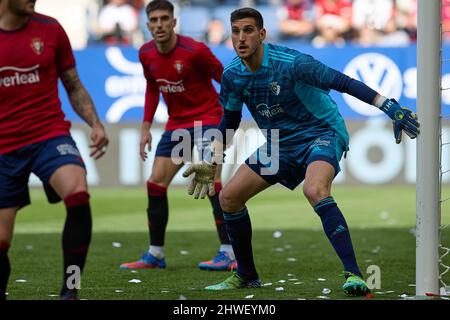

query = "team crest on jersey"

[
  {"left": 269, "top": 81, "right": 280, "bottom": 96},
  {"left": 173, "top": 60, "right": 183, "bottom": 74},
  {"left": 30, "top": 38, "right": 44, "bottom": 55}
]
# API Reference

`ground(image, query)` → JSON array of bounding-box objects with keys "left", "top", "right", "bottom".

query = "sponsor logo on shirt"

[
  {"left": 0, "top": 65, "right": 40, "bottom": 87},
  {"left": 156, "top": 78, "right": 185, "bottom": 93},
  {"left": 256, "top": 103, "right": 284, "bottom": 118},
  {"left": 30, "top": 37, "right": 44, "bottom": 55}
]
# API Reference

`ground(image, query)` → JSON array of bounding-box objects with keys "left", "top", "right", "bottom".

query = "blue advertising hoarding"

[{"left": 60, "top": 44, "right": 431, "bottom": 124}]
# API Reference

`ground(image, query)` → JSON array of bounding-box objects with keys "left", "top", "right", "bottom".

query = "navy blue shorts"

[
  {"left": 0, "top": 135, "right": 85, "bottom": 209},
  {"left": 245, "top": 131, "right": 345, "bottom": 190},
  {"left": 155, "top": 125, "right": 217, "bottom": 161}
]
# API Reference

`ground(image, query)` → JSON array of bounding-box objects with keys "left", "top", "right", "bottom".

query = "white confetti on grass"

[
  {"left": 25, "top": 245, "right": 33, "bottom": 250},
  {"left": 288, "top": 278, "right": 298, "bottom": 281},
  {"left": 317, "top": 296, "right": 329, "bottom": 299},
  {"left": 161, "top": 290, "right": 170, "bottom": 293},
  {"left": 180, "top": 250, "right": 189, "bottom": 255},
  {"left": 278, "top": 280, "right": 286, "bottom": 283},
  {"left": 115, "top": 290, "right": 124, "bottom": 293},
  {"left": 131, "top": 270, "right": 138, "bottom": 273},
  {"left": 287, "top": 258, "right": 297, "bottom": 262},
  {"left": 15, "top": 279, "right": 27, "bottom": 283},
  {"left": 274, "top": 247, "right": 284, "bottom": 252},
  {"left": 245, "top": 295, "right": 254, "bottom": 299},
  {"left": 112, "top": 242, "right": 121, "bottom": 248},
  {"left": 372, "top": 246, "right": 381, "bottom": 254},
  {"left": 294, "top": 282, "right": 304, "bottom": 285},
  {"left": 48, "top": 294, "right": 59, "bottom": 297},
  {"left": 275, "top": 287, "right": 284, "bottom": 291},
  {"left": 263, "top": 283, "right": 273, "bottom": 287},
  {"left": 408, "top": 284, "right": 416, "bottom": 287},
  {"left": 317, "top": 278, "right": 326, "bottom": 282},
  {"left": 322, "top": 288, "right": 331, "bottom": 295},
  {"left": 287, "top": 273, "right": 295, "bottom": 276},
  {"left": 179, "top": 295, "right": 187, "bottom": 300},
  {"left": 379, "top": 211, "right": 390, "bottom": 220},
  {"left": 128, "top": 279, "right": 142, "bottom": 283},
  {"left": 273, "top": 231, "right": 282, "bottom": 238}
]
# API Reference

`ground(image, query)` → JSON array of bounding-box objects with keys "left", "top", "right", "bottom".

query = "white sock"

[
  {"left": 220, "top": 244, "right": 235, "bottom": 260},
  {"left": 149, "top": 245, "right": 164, "bottom": 259}
]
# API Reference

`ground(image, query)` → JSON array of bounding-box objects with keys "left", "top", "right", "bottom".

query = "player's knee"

[
  {"left": 303, "top": 184, "right": 329, "bottom": 205},
  {"left": 147, "top": 181, "right": 168, "bottom": 197},
  {"left": 219, "top": 188, "right": 242, "bottom": 212},
  {"left": 148, "top": 173, "right": 170, "bottom": 187}
]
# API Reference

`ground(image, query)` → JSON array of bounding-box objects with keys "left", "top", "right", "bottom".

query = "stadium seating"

[{"left": 179, "top": 6, "right": 211, "bottom": 40}]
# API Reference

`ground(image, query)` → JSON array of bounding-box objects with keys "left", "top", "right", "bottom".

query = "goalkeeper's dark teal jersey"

[{"left": 220, "top": 43, "right": 349, "bottom": 150}]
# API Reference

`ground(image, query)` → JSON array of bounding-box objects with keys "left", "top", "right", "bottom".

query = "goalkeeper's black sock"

[
  {"left": 147, "top": 182, "right": 168, "bottom": 246},
  {"left": 0, "top": 242, "right": 10, "bottom": 301},
  {"left": 208, "top": 182, "right": 231, "bottom": 245},
  {"left": 61, "top": 191, "right": 92, "bottom": 298},
  {"left": 223, "top": 207, "right": 258, "bottom": 280},
  {"left": 314, "top": 197, "right": 362, "bottom": 277}
]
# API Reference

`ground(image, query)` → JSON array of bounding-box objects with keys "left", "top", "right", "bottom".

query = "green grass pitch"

[{"left": 6, "top": 186, "right": 450, "bottom": 300}]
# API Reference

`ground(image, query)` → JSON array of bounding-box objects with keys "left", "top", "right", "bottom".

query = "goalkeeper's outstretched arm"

[{"left": 331, "top": 72, "right": 420, "bottom": 144}]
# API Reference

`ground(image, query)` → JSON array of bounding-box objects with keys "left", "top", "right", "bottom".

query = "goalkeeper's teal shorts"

[{"left": 245, "top": 131, "right": 345, "bottom": 190}]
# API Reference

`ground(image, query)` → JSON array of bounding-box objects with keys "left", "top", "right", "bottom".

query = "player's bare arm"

[
  {"left": 60, "top": 67, "right": 109, "bottom": 159},
  {"left": 140, "top": 121, "right": 152, "bottom": 161}
]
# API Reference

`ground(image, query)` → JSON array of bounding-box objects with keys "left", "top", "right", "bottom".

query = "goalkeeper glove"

[
  {"left": 182, "top": 143, "right": 225, "bottom": 199},
  {"left": 182, "top": 161, "right": 217, "bottom": 199},
  {"left": 380, "top": 98, "right": 420, "bottom": 144}
]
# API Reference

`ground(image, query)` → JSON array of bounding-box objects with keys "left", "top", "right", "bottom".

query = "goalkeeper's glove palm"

[
  {"left": 182, "top": 162, "right": 217, "bottom": 199},
  {"left": 380, "top": 98, "right": 420, "bottom": 144}
]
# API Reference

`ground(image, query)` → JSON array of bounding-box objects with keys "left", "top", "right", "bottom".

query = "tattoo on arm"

[{"left": 60, "top": 68, "right": 101, "bottom": 127}]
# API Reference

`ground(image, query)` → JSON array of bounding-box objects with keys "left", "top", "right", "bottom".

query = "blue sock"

[
  {"left": 314, "top": 197, "right": 362, "bottom": 277},
  {"left": 223, "top": 207, "right": 259, "bottom": 281}
]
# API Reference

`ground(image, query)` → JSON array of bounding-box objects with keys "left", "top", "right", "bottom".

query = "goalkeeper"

[{"left": 183, "top": 7, "right": 420, "bottom": 296}]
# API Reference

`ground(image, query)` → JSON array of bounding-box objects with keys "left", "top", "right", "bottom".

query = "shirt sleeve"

[
  {"left": 55, "top": 22, "right": 76, "bottom": 73},
  {"left": 193, "top": 42, "right": 224, "bottom": 84},
  {"left": 219, "top": 72, "right": 244, "bottom": 112},
  {"left": 292, "top": 53, "right": 341, "bottom": 91},
  {"left": 139, "top": 51, "right": 160, "bottom": 123}
]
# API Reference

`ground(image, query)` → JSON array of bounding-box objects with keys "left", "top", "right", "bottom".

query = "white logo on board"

[
  {"left": 104, "top": 47, "right": 168, "bottom": 123},
  {"left": 343, "top": 53, "right": 402, "bottom": 116}
]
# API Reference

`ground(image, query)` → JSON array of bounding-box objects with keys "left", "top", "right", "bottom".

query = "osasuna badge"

[
  {"left": 269, "top": 81, "right": 280, "bottom": 96},
  {"left": 174, "top": 60, "right": 183, "bottom": 74},
  {"left": 31, "top": 38, "right": 44, "bottom": 55}
]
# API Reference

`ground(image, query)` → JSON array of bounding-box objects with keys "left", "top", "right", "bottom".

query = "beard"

[{"left": 8, "top": 0, "right": 36, "bottom": 17}]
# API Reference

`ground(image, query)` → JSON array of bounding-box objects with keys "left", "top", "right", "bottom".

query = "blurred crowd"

[{"left": 34, "top": 0, "right": 442, "bottom": 50}]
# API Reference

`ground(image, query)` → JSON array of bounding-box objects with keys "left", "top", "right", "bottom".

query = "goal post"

[{"left": 416, "top": 0, "right": 441, "bottom": 296}]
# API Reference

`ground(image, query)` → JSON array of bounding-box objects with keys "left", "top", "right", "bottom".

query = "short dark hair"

[
  {"left": 145, "top": 0, "right": 174, "bottom": 17},
  {"left": 230, "top": 7, "right": 264, "bottom": 29}
]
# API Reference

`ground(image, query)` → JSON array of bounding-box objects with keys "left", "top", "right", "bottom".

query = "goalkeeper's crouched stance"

[{"left": 183, "top": 7, "right": 420, "bottom": 297}]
